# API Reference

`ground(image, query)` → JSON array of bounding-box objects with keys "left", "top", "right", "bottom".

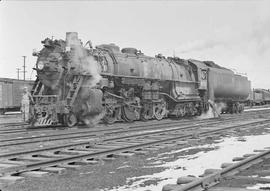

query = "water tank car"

[{"left": 188, "top": 60, "right": 250, "bottom": 113}]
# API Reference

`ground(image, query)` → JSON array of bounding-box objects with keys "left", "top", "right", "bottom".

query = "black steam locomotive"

[{"left": 30, "top": 32, "right": 250, "bottom": 127}]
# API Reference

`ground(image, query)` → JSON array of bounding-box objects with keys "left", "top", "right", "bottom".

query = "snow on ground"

[
  {"left": 104, "top": 134, "right": 270, "bottom": 191},
  {"left": 245, "top": 107, "right": 270, "bottom": 112}
]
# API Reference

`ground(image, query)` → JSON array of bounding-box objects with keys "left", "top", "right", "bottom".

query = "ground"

[{"left": 1, "top": 113, "right": 270, "bottom": 191}]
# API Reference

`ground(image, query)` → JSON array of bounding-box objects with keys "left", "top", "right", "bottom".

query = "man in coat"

[{"left": 21, "top": 87, "right": 33, "bottom": 122}]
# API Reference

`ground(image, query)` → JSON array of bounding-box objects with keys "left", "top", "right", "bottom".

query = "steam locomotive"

[{"left": 30, "top": 32, "right": 251, "bottom": 127}]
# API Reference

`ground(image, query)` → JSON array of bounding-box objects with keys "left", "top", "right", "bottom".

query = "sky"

[{"left": 0, "top": 0, "right": 270, "bottom": 88}]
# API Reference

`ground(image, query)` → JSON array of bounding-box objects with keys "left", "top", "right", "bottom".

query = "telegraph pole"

[
  {"left": 22, "top": 56, "right": 26, "bottom": 81},
  {"left": 16, "top": 68, "right": 21, "bottom": 80}
]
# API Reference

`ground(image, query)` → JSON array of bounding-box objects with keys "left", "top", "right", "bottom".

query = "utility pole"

[
  {"left": 16, "top": 68, "right": 21, "bottom": 80},
  {"left": 22, "top": 56, "right": 26, "bottom": 81}
]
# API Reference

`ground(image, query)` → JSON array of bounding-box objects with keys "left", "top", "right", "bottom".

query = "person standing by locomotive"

[{"left": 21, "top": 87, "right": 34, "bottom": 122}]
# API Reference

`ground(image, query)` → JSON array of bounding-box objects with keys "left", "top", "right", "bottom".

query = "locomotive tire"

[
  {"left": 121, "top": 106, "right": 135, "bottom": 123},
  {"left": 103, "top": 107, "right": 120, "bottom": 124},
  {"left": 140, "top": 108, "right": 153, "bottom": 121}
]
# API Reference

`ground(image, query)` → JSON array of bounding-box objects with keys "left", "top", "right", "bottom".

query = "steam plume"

[
  {"left": 71, "top": 40, "right": 101, "bottom": 87},
  {"left": 197, "top": 102, "right": 226, "bottom": 119},
  {"left": 69, "top": 36, "right": 103, "bottom": 127}
]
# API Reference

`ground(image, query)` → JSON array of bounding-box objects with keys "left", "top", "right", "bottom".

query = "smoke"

[
  {"left": 69, "top": 37, "right": 103, "bottom": 127},
  {"left": 216, "top": 102, "right": 226, "bottom": 114},
  {"left": 70, "top": 39, "right": 102, "bottom": 88},
  {"left": 197, "top": 106, "right": 215, "bottom": 119},
  {"left": 197, "top": 102, "right": 226, "bottom": 119},
  {"left": 82, "top": 110, "right": 106, "bottom": 128}
]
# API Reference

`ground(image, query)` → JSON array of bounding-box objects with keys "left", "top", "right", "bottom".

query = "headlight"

[{"left": 37, "top": 61, "right": 44, "bottom": 70}]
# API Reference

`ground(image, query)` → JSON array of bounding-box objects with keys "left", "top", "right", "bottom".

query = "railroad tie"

[
  {"left": 41, "top": 167, "right": 66, "bottom": 174},
  {"left": 58, "top": 149, "right": 91, "bottom": 155},
  {"left": 20, "top": 171, "right": 51, "bottom": 178},
  {"left": 113, "top": 152, "right": 134, "bottom": 158},
  {"left": 0, "top": 175, "right": 25, "bottom": 186},
  {"left": 57, "top": 163, "right": 82, "bottom": 169}
]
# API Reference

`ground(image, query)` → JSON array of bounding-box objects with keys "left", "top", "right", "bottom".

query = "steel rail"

[
  {"left": 1, "top": 119, "right": 269, "bottom": 159},
  {"left": 0, "top": 117, "right": 205, "bottom": 134},
  {"left": 0, "top": 117, "right": 229, "bottom": 146},
  {"left": 0, "top": 107, "right": 269, "bottom": 135},
  {"left": 1, "top": 107, "right": 267, "bottom": 140},
  {"left": 0, "top": 120, "right": 214, "bottom": 157},
  {"left": 0, "top": 116, "right": 257, "bottom": 148},
  {"left": 1, "top": 119, "right": 270, "bottom": 176}
]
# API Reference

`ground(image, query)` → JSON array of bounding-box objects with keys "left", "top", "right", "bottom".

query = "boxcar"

[
  {"left": 253, "top": 89, "right": 270, "bottom": 105},
  {"left": 0, "top": 78, "right": 34, "bottom": 114}
]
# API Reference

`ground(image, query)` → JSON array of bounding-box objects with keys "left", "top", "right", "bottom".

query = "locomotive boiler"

[{"left": 29, "top": 32, "right": 250, "bottom": 127}]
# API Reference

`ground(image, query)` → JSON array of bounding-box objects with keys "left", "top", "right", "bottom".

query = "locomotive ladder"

[
  {"left": 66, "top": 75, "right": 84, "bottom": 107},
  {"left": 31, "top": 78, "right": 43, "bottom": 95}
]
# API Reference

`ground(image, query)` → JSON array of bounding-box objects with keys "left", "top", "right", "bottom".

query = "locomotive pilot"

[{"left": 21, "top": 87, "right": 34, "bottom": 122}]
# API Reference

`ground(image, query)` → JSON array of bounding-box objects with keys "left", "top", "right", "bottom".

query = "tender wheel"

[
  {"left": 65, "top": 113, "right": 78, "bottom": 127},
  {"left": 239, "top": 104, "right": 244, "bottom": 113},
  {"left": 232, "top": 104, "right": 237, "bottom": 114}
]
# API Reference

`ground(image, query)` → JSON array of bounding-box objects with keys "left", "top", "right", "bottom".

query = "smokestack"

[{"left": 66, "top": 32, "right": 79, "bottom": 49}]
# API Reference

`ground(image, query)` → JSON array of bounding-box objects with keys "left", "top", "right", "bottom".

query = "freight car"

[
  {"left": 0, "top": 78, "right": 34, "bottom": 114},
  {"left": 248, "top": 88, "right": 270, "bottom": 106},
  {"left": 29, "top": 32, "right": 250, "bottom": 127},
  {"left": 259, "top": 89, "right": 270, "bottom": 104}
]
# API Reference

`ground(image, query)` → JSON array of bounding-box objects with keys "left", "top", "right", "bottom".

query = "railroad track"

[
  {"left": 0, "top": 119, "right": 219, "bottom": 147},
  {"left": 162, "top": 146, "right": 270, "bottom": 191},
  {"left": 0, "top": 117, "right": 208, "bottom": 135},
  {"left": 0, "top": 106, "right": 269, "bottom": 135},
  {"left": 0, "top": 111, "right": 268, "bottom": 148},
  {"left": 0, "top": 117, "right": 246, "bottom": 153},
  {"left": 0, "top": 122, "right": 26, "bottom": 128},
  {"left": 0, "top": 118, "right": 269, "bottom": 181},
  {"left": 1, "top": 107, "right": 269, "bottom": 139}
]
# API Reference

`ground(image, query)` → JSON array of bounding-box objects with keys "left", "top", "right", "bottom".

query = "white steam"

[
  {"left": 83, "top": 110, "right": 106, "bottom": 128},
  {"left": 70, "top": 39, "right": 102, "bottom": 88},
  {"left": 69, "top": 37, "right": 103, "bottom": 127},
  {"left": 198, "top": 102, "right": 226, "bottom": 119},
  {"left": 197, "top": 106, "right": 216, "bottom": 119}
]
